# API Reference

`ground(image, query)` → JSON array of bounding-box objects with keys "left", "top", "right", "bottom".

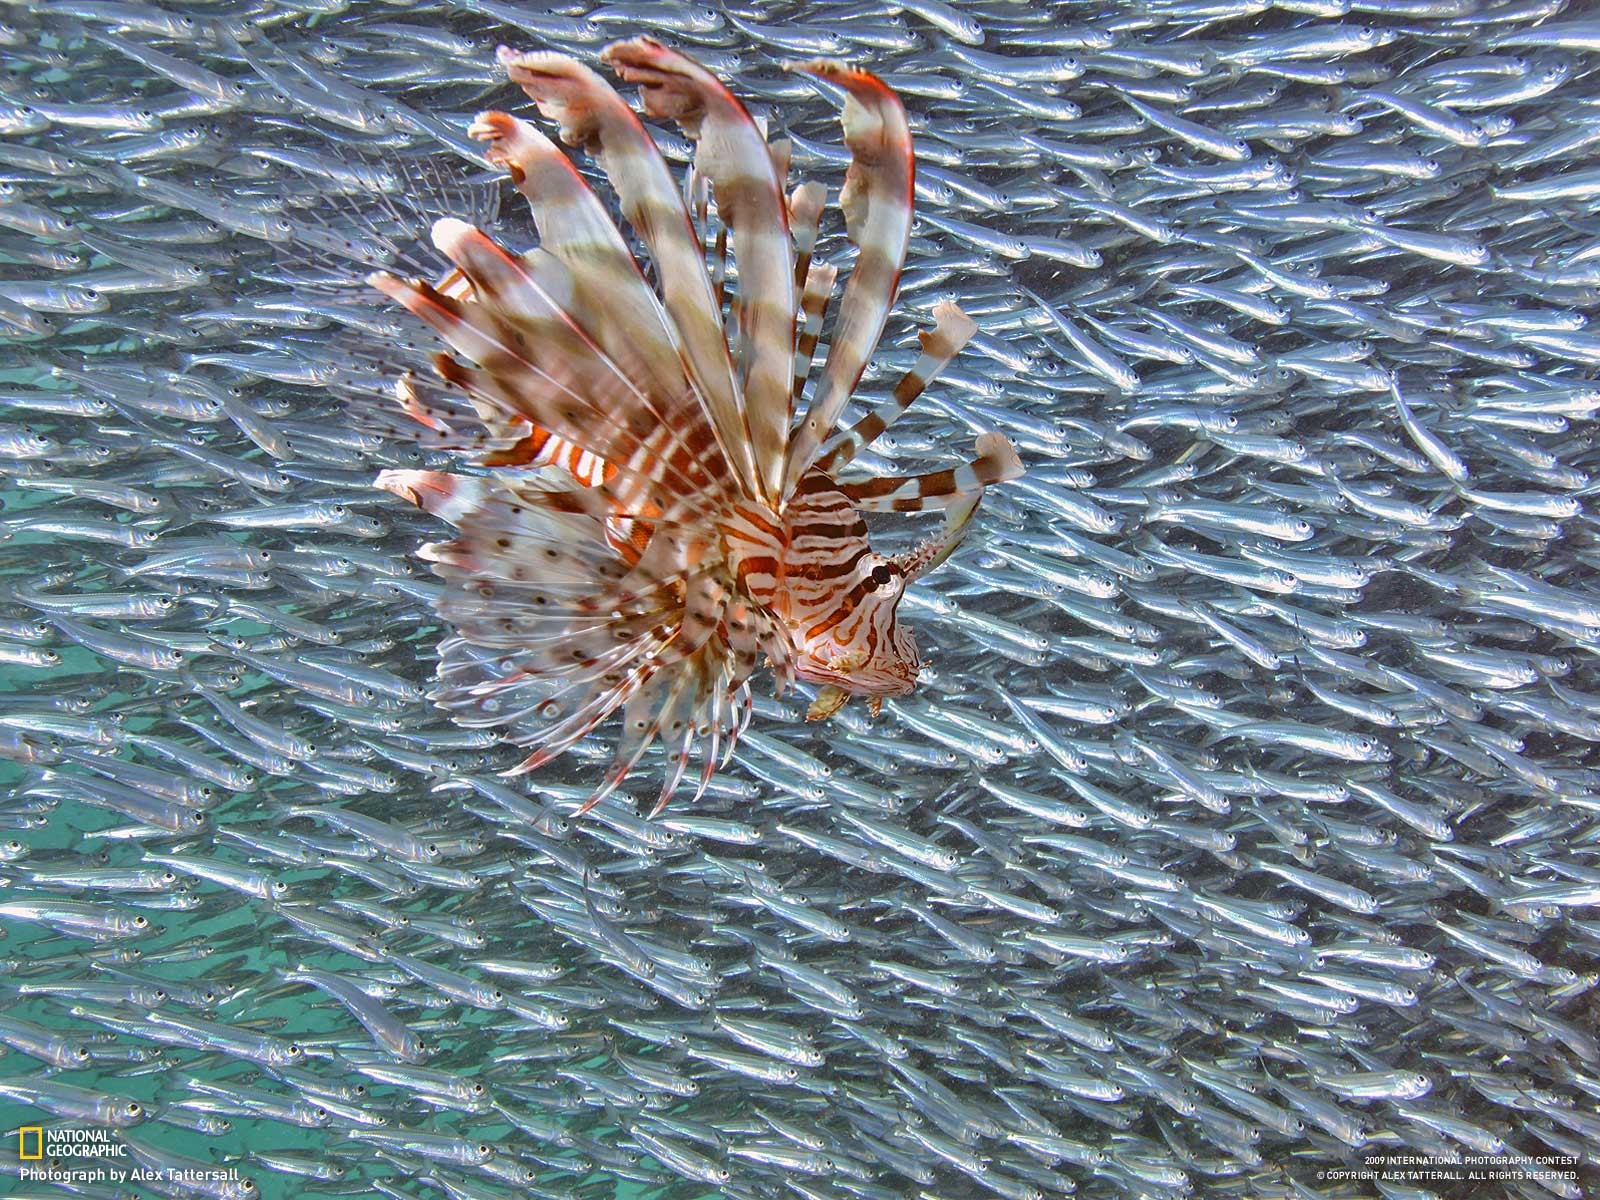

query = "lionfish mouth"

[{"left": 365, "top": 37, "right": 1023, "bottom": 814}]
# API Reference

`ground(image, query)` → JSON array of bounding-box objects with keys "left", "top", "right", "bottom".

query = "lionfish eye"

[{"left": 871, "top": 565, "right": 893, "bottom": 586}]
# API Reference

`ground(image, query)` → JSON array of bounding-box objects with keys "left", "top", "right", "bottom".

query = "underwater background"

[{"left": 1, "top": 1, "right": 1598, "bottom": 1199}]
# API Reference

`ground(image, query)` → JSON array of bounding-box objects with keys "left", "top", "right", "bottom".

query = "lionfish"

[{"left": 368, "top": 39, "right": 1024, "bottom": 814}]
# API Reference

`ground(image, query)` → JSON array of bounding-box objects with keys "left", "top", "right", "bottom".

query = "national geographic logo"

[{"left": 12, "top": 1126, "right": 126, "bottom": 1160}]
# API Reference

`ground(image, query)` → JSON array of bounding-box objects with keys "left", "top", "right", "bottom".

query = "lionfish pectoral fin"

[
  {"left": 868, "top": 696, "right": 885, "bottom": 718},
  {"left": 806, "top": 685, "right": 851, "bottom": 723}
]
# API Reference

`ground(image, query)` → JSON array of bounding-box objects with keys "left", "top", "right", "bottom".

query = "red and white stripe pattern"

[{"left": 367, "top": 39, "right": 1023, "bottom": 813}]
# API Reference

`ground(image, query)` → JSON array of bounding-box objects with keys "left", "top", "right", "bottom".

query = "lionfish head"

[{"left": 794, "top": 555, "right": 921, "bottom": 698}]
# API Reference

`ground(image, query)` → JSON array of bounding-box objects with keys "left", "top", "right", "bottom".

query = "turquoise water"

[{"left": 4, "top": 2, "right": 1600, "bottom": 1199}]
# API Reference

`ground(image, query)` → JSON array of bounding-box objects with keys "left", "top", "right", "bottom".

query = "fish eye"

[{"left": 132, "top": 915, "right": 149, "bottom": 928}]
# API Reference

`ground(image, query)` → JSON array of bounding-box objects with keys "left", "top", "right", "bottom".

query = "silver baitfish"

[{"left": 0, "top": 1, "right": 1596, "bottom": 1199}]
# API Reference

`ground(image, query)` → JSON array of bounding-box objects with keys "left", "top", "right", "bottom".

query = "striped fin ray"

[
  {"left": 655, "top": 716, "right": 698, "bottom": 815},
  {"left": 792, "top": 261, "right": 838, "bottom": 403},
  {"left": 497, "top": 46, "right": 761, "bottom": 503},
  {"left": 837, "top": 431, "right": 1024, "bottom": 512},
  {"left": 603, "top": 37, "right": 795, "bottom": 508},
  {"left": 781, "top": 59, "right": 914, "bottom": 499},
  {"left": 788, "top": 181, "right": 827, "bottom": 292},
  {"left": 479, "top": 424, "right": 610, "bottom": 486},
  {"left": 495, "top": 660, "right": 659, "bottom": 774},
  {"left": 651, "top": 571, "right": 728, "bottom": 667},
  {"left": 813, "top": 298, "right": 976, "bottom": 475},
  {"left": 577, "top": 661, "right": 681, "bottom": 814},
  {"left": 641, "top": 661, "right": 745, "bottom": 817},
  {"left": 585, "top": 607, "right": 747, "bottom": 816},
  {"left": 769, "top": 136, "right": 792, "bottom": 190},
  {"left": 712, "top": 226, "right": 730, "bottom": 315}
]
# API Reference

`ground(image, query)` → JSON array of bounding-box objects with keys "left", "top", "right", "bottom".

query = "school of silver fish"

[{"left": 1, "top": 1, "right": 1599, "bottom": 1199}]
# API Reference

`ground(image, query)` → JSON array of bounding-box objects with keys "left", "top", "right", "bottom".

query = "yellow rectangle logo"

[{"left": 18, "top": 1127, "right": 42, "bottom": 1160}]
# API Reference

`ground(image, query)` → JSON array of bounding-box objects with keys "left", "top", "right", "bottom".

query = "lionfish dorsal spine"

[
  {"left": 779, "top": 59, "right": 914, "bottom": 499},
  {"left": 497, "top": 45, "right": 759, "bottom": 503},
  {"left": 603, "top": 37, "right": 796, "bottom": 508}
]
